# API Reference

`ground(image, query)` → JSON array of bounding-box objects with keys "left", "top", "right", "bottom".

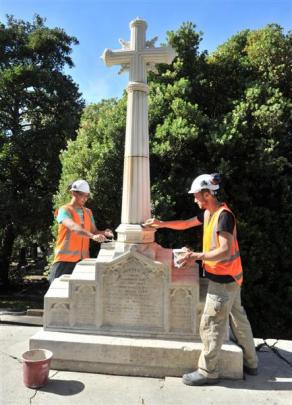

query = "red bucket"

[{"left": 21, "top": 349, "right": 53, "bottom": 389}]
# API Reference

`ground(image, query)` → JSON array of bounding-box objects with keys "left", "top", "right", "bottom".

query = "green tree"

[
  {"left": 0, "top": 15, "right": 84, "bottom": 285},
  {"left": 147, "top": 22, "right": 214, "bottom": 248},
  {"left": 207, "top": 24, "right": 292, "bottom": 337},
  {"left": 53, "top": 98, "right": 126, "bottom": 256},
  {"left": 149, "top": 23, "right": 292, "bottom": 337}
]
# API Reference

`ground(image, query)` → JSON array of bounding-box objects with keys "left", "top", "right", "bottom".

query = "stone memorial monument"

[{"left": 30, "top": 18, "right": 243, "bottom": 379}]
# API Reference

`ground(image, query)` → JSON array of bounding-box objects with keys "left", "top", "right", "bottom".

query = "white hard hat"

[
  {"left": 188, "top": 174, "right": 220, "bottom": 194},
  {"left": 70, "top": 179, "right": 90, "bottom": 193}
]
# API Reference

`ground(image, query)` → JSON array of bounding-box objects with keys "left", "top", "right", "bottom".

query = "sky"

[{"left": 0, "top": 0, "right": 291, "bottom": 104}]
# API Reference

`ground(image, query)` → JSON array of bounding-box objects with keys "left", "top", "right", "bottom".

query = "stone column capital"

[
  {"left": 130, "top": 18, "right": 147, "bottom": 30},
  {"left": 127, "top": 81, "right": 149, "bottom": 93}
]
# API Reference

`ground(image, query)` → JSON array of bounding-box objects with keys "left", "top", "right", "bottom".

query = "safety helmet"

[
  {"left": 70, "top": 179, "right": 90, "bottom": 193},
  {"left": 188, "top": 173, "right": 221, "bottom": 194}
]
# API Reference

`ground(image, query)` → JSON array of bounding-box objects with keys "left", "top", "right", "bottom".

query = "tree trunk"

[
  {"left": 0, "top": 223, "right": 15, "bottom": 286},
  {"left": 18, "top": 246, "right": 27, "bottom": 267},
  {"left": 31, "top": 243, "right": 38, "bottom": 261}
]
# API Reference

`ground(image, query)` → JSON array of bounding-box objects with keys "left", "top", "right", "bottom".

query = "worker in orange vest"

[
  {"left": 144, "top": 173, "right": 258, "bottom": 385},
  {"left": 49, "top": 179, "right": 113, "bottom": 283}
]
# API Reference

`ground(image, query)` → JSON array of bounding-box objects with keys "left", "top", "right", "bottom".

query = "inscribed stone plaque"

[
  {"left": 48, "top": 303, "right": 70, "bottom": 327},
  {"left": 169, "top": 288, "right": 194, "bottom": 333},
  {"left": 102, "top": 257, "right": 165, "bottom": 330},
  {"left": 73, "top": 285, "right": 96, "bottom": 327}
]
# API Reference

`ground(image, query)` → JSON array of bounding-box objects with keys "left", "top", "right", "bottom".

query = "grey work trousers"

[
  {"left": 198, "top": 280, "right": 258, "bottom": 378},
  {"left": 48, "top": 261, "right": 78, "bottom": 284}
]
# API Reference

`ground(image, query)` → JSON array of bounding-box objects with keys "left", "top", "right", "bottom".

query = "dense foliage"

[
  {"left": 54, "top": 22, "right": 292, "bottom": 338},
  {"left": 53, "top": 99, "right": 126, "bottom": 257},
  {"left": 0, "top": 15, "right": 84, "bottom": 284},
  {"left": 150, "top": 23, "right": 292, "bottom": 339}
]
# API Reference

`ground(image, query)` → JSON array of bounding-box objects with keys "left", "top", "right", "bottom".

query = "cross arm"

[
  {"left": 142, "top": 46, "right": 177, "bottom": 65},
  {"left": 101, "top": 48, "right": 134, "bottom": 67}
]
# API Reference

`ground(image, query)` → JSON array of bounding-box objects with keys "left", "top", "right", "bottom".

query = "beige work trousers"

[{"left": 198, "top": 280, "right": 258, "bottom": 378}]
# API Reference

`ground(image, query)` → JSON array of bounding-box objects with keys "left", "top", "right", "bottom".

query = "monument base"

[
  {"left": 31, "top": 242, "right": 242, "bottom": 379},
  {"left": 30, "top": 330, "right": 243, "bottom": 379}
]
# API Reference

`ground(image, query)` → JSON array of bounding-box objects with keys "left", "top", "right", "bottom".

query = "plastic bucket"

[{"left": 21, "top": 349, "right": 53, "bottom": 388}]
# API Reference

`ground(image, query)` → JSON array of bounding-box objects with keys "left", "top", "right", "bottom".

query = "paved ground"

[{"left": 1, "top": 323, "right": 292, "bottom": 405}]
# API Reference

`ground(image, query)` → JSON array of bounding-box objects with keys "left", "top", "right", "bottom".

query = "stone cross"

[{"left": 102, "top": 18, "right": 176, "bottom": 244}]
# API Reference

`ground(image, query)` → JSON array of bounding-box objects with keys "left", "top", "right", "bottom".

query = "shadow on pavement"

[
  {"left": 218, "top": 347, "right": 292, "bottom": 391},
  {"left": 219, "top": 377, "right": 292, "bottom": 391},
  {"left": 39, "top": 379, "right": 85, "bottom": 395}
]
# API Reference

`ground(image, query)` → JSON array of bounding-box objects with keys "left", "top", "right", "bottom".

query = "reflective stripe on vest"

[
  {"left": 53, "top": 205, "right": 91, "bottom": 263},
  {"left": 203, "top": 203, "right": 243, "bottom": 285},
  {"left": 218, "top": 251, "right": 241, "bottom": 264},
  {"left": 55, "top": 230, "right": 80, "bottom": 255},
  {"left": 234, "top": 271, "right": 243, "bottom": 281}
]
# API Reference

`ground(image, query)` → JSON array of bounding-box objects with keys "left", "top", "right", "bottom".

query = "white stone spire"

[{"left": 102, "top": 18, "right": 176, "bottom": 243}]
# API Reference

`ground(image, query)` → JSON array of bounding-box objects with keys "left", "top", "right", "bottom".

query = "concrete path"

[{"left": 1, "top": 324, "right": 292, "bottom": 405}]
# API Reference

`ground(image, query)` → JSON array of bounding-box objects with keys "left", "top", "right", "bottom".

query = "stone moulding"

[{"left": 127, "top": 81, "right": 149, "bottom": 93}]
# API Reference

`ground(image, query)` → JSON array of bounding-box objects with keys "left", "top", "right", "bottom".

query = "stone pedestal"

[
  {"left": 42, "top": 244, "right": 200, "bottom": 340},
  {"left": 30, "top": 243, "right": 242, "bottom": 378}
]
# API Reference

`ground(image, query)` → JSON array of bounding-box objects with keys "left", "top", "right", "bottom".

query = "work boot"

[
  {"left": 182, "top": 370, "right": 219, "bottom": 386},
  {"left": 243, "top": 366, "right": 258, "bottom": 376}
]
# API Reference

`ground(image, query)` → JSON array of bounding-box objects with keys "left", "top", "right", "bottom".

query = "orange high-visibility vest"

[
  {"left": 203, "top": 203, "right": 243, "bottom": 285},
  {"left": 53, "top": 204, "right": 92, "bottom": 263}
]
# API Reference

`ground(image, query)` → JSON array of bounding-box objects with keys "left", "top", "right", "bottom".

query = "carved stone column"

[{"left": 102, "top": 18, "right": 176, "bottom": 244}]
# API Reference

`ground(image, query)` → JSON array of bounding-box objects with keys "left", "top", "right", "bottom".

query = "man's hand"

[
  {"left": 176, "top": 248, "right": 192, "bottom": 268},
  {"left": 143, "top": 218, "right": 163, "bottom": 228},
  {"left": 104, "top": 228, "right": 114, "bottom": 239},
  {"left": 92, "top": 234, "right": 107, "bottom": 243},
  {"left": 176, "top": 248, "right": 204, "bottom": 267}
]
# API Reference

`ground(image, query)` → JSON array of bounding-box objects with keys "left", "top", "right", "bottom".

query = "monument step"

[{"left": 30, "top": 330, "right": 243, "bottom": 379}]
